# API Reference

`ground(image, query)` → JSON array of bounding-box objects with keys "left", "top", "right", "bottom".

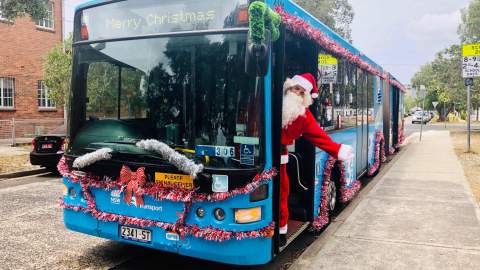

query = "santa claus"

[{"left": 280, "top": 73, "right": 354, "bottom": 245}]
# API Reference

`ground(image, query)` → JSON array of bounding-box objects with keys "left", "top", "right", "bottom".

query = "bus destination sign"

[{"left": 78, "top": 0, "right": 245, "bottom": 41}]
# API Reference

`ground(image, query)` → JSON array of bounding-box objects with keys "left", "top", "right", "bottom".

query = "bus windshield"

[{"left": 68, "top": 33, "right": 264, "bottom": 169}]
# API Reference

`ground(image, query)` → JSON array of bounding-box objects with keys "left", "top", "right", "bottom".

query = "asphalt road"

[
  {"left": 404, "top": 117, "right": 480, "bottom": 138},
  {"left": 0, "top": 173, "right": 318, "bottom": 270},
  {"left": 2, "top": 120, "right": 475, "bottom": 270}
]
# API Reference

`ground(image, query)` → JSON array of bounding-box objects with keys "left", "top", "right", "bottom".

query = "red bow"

[{"left": 119, "top": 166, "right": 146, "bottom": 206}]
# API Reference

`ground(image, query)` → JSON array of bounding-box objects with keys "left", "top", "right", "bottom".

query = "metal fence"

[{"left": 0, "top": 118, "right": 65, "bottom": 146}]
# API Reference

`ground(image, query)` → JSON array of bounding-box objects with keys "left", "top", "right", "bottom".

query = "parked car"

[
  {"left": 30, "top": 125, "right": 66, "bottom": 172},
  {"left": 412, "top": 111, "right": 429, "bottom": 124}
]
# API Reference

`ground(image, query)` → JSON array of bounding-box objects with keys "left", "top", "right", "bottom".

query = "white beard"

[{"left": 282, "top": 91, "right": 313, "bottom": 128}]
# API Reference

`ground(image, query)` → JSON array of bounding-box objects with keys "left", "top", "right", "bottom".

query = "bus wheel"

[{"left": 327, "top": 179, "right": 337, "bottom": 214}]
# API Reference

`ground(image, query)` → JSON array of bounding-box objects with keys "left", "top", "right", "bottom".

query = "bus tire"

[
  {"left": 326, "top": 178, "right": 337, "bottom": 215},
  {"left": 328, "top": 164, "right": 343, "bottom": 216}
]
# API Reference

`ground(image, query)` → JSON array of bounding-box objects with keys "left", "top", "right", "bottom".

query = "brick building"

[{"left": 0, "top": 1, "right": 64, "bottom": 139}]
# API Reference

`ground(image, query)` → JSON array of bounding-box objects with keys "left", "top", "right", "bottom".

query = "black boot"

[{"left": 279, "top": 233, "right": 287, "bottom": 247}]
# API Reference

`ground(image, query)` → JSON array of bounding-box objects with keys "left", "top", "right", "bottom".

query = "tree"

[
  {"left": 0, "top": 0, "right": 48, "bottom": 21},
  {"left": 43, "top": 35, "right": 72, "bottom": 107},
  {"left": 411, "top": 45, "right": 473, "bottom": 121},
  {"left": 459, "top": 0, "right": 480, "bottom": 120},
  {"left": 294, "top": 0, "right": 354, "bottom": 42},
  {"left": 459, "top": 0, "right": 480, "bottom": 44}
]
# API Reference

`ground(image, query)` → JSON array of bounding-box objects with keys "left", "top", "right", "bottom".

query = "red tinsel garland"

[
  {"left": 311, "top": 156, "right": 362, "bottom": 231},
  {"left": 337, "top": 160, "right": 361, "bottom": 203},
  {"left": 368, "top": 131, "right": 385, "bottom": 176},
  {"left": 311, "top": 157, "right": 335, "bottom": 231},
  {"left": 275, "top": 6, "right": 406, "bottom": 93},
  {"left": 58, "top": 156, "right": 277, "bottom": 242},
  {"left": 60, "top": 200, "right": 274, "bottom": 242},
  {"left": 395, "top": 123, "right": 405, "bottom": 148},
  {"left": 57, "top": 157, "right": 277, "bottom": 203}
]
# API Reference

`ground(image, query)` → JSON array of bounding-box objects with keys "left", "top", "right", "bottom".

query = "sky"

[
  {"left": 349, "top": 0, "right": 471, "bottom": 84},
  {"left": 62, "top": 0, "right": 88, "bottom": 39},
  {"left": 63, "top": 0, "right": 471, "bottom": 85}
]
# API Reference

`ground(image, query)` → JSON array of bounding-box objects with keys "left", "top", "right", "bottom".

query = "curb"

[
  {"left": 11, "top": 142, "right": 32, "bottom": 147},
  {"left": 0, "top": 168, "right": 49, "bottom": 179}
]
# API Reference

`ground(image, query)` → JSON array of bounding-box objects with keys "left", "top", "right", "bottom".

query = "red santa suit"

[{"left": 279, "top": 73, "right": 353, "bottom": 234}]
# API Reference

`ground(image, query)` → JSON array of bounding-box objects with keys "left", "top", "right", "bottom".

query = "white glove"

[{"left": 338, "top": 144, "right": 354, "bottom": 161}]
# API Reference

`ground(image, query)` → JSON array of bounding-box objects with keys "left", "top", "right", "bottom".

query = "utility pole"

[
  {"left": 467, "top": 82, "right": 472, "bottom": 152},
  {"left": 461, "top": 43, "right": 479, "bottom": 153}
]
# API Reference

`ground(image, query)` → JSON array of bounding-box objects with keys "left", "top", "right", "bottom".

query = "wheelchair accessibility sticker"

[
  {"left": 212, "top": 174, "right": 229, "bottom": 193},
  {"left": 240, "top": 144, "right": 255, "bottom": 165}
]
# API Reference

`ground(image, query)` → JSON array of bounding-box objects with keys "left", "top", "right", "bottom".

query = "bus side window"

[{"left": 342, "top": 62, "right": 357, "bottom": 128}]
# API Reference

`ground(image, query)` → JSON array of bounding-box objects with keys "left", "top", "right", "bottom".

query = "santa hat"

[{"left": 283, "top": 73, "right": 319, "bottom": 98}]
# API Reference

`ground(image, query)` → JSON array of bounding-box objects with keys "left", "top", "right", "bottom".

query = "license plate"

[
  {"left": 41, "top": 143, "right": 53, "bottom": 149},
  {"left": 120, "top": 226, "right": 152, "bottom": 243},
  {"left": 155, "top": 172, "right": 193, "bottom": 189}
]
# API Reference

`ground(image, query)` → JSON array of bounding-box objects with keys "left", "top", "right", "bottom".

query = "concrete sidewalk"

[{"left": 291, "top": 130, "right": 480, "bottom": 270}]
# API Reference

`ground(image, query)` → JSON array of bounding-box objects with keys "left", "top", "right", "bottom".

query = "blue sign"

[
  {"left": 195, "top": 145, "right": 234, "bottom": 157},
  {"left": 240, "top": 144, "right": 255, "bottom": 166},
  {"left": 195, "top": 145, "right": 216, "bottom": 156}
]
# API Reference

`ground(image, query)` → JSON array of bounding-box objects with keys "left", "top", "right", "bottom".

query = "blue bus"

[{"left": 60, "top": 0, "right": 405, "bottom": 265}]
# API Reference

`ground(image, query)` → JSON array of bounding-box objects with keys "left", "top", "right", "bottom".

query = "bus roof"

[
  {"left": 75, "top": 0, "right": 106, "bottom": 11},
  {"left": 75, "top": 0, "right": 404, "bottom": 88},
  {"left": 278, "top": 0, "right": 384, "bottom": 73}
]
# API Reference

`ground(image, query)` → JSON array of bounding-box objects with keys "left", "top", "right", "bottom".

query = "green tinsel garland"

[{"left": 248, "top": 1, "right": 281, "bottom": 44}]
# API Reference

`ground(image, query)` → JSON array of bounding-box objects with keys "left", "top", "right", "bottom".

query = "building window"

[
  {"left": 0, "top": 77, "right": 15, "bottom": 108},
  {"left": 36, "top": 1, "right": 54, "bottom": 30},
  {"left": 38, "top": 81, "right": 55, "bottom": 109}
]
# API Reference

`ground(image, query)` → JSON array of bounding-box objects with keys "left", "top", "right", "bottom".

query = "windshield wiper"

[{"left": 103, "top": 139, "right": 140, "bottom": 145}]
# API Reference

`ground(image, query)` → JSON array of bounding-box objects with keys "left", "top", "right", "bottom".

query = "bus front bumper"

[{"left": 63, "top": 209, "right": 273, "bottom": 265}]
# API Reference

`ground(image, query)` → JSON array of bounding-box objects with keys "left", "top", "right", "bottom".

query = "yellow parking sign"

[
  {"left": 462, "top": 43, "right": 480, "bottom": 57},
  {"left": 318, "top": 54, "right": 338, "bottom": 65}
]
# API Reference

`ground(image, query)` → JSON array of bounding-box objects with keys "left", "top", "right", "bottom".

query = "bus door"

[
  {"left": 356, "top": 69, "right": 368, "bottom": 176},
  {"left": 281, "top": 31, "right": 318, "bottom": 225}
]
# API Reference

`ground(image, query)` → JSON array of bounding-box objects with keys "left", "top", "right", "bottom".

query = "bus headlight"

[
  {"left": 196, "top": 207, "right": 205, "bottom": 218},
  {"left": 214, "top": 208, "right": 226, "bottom": 221},
  {"left": 234, "top": 207, "right": 262, "bottom": 224}
]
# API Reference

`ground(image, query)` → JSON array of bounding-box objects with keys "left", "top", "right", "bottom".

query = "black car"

[{"left": 30, "top": 126, "right": 66, "bottom": 172}]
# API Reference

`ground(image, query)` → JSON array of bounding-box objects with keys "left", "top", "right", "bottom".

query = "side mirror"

[{"left": 245, "top": 30, "right": 271, "bottom": 77}]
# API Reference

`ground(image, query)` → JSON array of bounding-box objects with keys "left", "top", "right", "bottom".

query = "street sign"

[
  {"left": 432, "top": 101, "right": 439, "bottom": 109},
  {"left": 465, "top": 78, "right": 474, "bottom": 86},
  {"left": 462, "top": 44, "right": 480, "bottom": 78},
  {"left": 318, "top": 54, "right": 338, "bottom": 84},
  {"left": 462, "top": 44, "right": 477, "bottom": 152}
]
